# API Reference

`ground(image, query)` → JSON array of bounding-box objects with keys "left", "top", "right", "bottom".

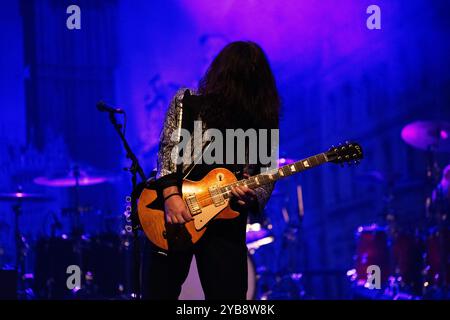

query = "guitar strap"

[
  {"left": 176, "top": 89, "right": 244, "bottom": 181},
  {"left": 177, "top": 89, "right": 214, "bottom": 180}
]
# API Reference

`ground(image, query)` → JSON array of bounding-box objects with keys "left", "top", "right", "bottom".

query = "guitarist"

[{"left": 145, "top": 41, "right": 280, "bottom": 299}]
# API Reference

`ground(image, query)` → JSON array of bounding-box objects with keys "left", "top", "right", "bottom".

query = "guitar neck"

[{"left": 220, "top": 152, "right": 329, "bottom": 198}]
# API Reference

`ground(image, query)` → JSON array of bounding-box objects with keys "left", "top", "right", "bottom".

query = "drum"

[
  {"left": 391, "top": 231, "right": 423, "bottom": 294},
  {"left": 353, "top": 225, "right": 390, "bottom": 286},
  {"left": 425, "top": 227, "right": 450, "bottom": 287},
  {"left": 82, "top": 233, "right": 126, "bottom": 298},
  {"left": 34, "top": 236, "right": 82, "bottom": 299},
  {"left": 179, "top": 254, "right": 256, "bottom": 300}
]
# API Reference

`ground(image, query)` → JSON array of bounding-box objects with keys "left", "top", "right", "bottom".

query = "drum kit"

[
  {"left": 348, "top": 120, "right": 450, "bottom": 299},
  {"left": 0, "top": 167, "right": 129, "bottom": 299}
]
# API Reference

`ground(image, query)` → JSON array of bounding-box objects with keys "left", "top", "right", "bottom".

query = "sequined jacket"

[{"left": 156, "top": 88, "right": 274, "bottom": 212}]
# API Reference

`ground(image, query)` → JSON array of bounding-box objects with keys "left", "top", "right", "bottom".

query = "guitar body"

[{"left": 138, "top": 168, "right": 240, "bottom": 251}]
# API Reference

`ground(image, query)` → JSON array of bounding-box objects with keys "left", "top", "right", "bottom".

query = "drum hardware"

[
  {"left": 401, "top": 120, "right": 450, "bottom": 297},
  {"left": 271, "top": 206, "right": 306, "bottom": 298},
  {"left": 246, "top": 211, "right": 275, "bottom": 252},
  {"left": 255, "top": 181, "right": 307, "bottom": 300},
  {"left": 0, "top": 187, "right": 53, "bottom": 299},
  {"left": 401, "top": 121, "right": 450, "bottom": 220},
  {"left": 33, "top": 166, "right": 113, "bottom": 236},
  {"left": 423, "top": 226, "right": 450, "bottom": 297}
]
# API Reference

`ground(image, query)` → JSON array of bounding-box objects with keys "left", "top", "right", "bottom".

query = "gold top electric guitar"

[{"left": 138, "top": 142, "right": 363, "bottom": 250}]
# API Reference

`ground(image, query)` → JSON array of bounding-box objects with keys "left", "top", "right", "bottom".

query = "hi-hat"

[
  {"left": 34, "top": 169, "right": 112, "bottom": 187},
  {"left": 0, "top": 192, "right": 52, "bottom": 202},
  {"left": 401, "top": 121, "right": 450, "bottom": 152}
]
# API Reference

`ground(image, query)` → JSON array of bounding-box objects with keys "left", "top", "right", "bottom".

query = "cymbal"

[
  {"left": 0, "top": 192, "right": 52, "bottom": 202},
  {"left": 401, "top": 121, "right": 450, "bottom": 152},
  {"left": 34, "top": 169, "right": 111, "bottom": 187}
]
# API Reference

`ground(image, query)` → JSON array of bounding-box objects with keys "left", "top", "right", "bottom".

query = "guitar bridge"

[{"left": 185, "top": 194, "right": 202, "bottom": 215}]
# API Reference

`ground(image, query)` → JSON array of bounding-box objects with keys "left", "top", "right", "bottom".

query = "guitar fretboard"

[{"left": 220, "top": 152, "right": 328, "bottom": 198}]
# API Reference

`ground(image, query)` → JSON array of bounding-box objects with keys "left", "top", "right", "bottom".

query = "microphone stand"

[{"left": 107, "top": 111, "right": 146, "bottom": 300}]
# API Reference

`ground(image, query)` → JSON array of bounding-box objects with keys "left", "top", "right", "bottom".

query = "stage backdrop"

[{"left": 0, "top": 0, "right": 449, "bottom": 299}]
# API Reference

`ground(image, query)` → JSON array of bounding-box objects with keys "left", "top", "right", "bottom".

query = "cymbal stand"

[
  {"left": 423, "top": 146, "right": 449, "bottom": 297},
  {"left": 72, "top": 165, "right": 83, "bottom": 236},
  {"left": 12, "top": 193, "right": 28, "bottom": 298},
  {"left": 425, "top": 146, "right": 441, "bottom": 222},
  {"left": 273, "top": 185, "right": 305, "bottom": 299}
]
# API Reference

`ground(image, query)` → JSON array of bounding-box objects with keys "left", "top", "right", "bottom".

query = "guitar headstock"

[{"left": 326, "top": 141, "right": 363, "bottom": 165}]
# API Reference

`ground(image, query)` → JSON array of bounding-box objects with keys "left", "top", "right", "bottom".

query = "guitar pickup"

[{"left": 209, "top": 185, "right": 225, "bottom": 206}]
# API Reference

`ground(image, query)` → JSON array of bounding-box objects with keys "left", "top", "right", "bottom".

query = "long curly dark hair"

[{"left": 198, "top": 41, "right": 280, "bottom": 130}]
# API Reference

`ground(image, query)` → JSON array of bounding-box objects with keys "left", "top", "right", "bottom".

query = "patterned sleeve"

[
  {"left": 245, "top": 164, "right": 275, "bottom": 212},
  {"left": 156, "top": 88, "right": 188, "bottom": 183},
  {"left": 254, "top": 182, "right": 275, "bottom": 212}
]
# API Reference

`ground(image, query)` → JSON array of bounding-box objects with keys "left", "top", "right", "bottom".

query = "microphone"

[{"left": 96, "top": 101, "right": 125, "bottom": 114}]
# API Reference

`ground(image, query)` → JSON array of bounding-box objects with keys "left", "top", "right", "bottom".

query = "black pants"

[{"left": 143, "top": 213, "right": 248, "bottom": 300}]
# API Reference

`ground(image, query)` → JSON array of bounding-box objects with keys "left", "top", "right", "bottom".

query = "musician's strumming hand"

[{"left": 163, "top": 186, "right": 192, "bottom": 224}]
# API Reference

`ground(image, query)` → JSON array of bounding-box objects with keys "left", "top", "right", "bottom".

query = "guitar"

[{"left": 138, "top": 142, "right": 363, "bottom": 250}]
